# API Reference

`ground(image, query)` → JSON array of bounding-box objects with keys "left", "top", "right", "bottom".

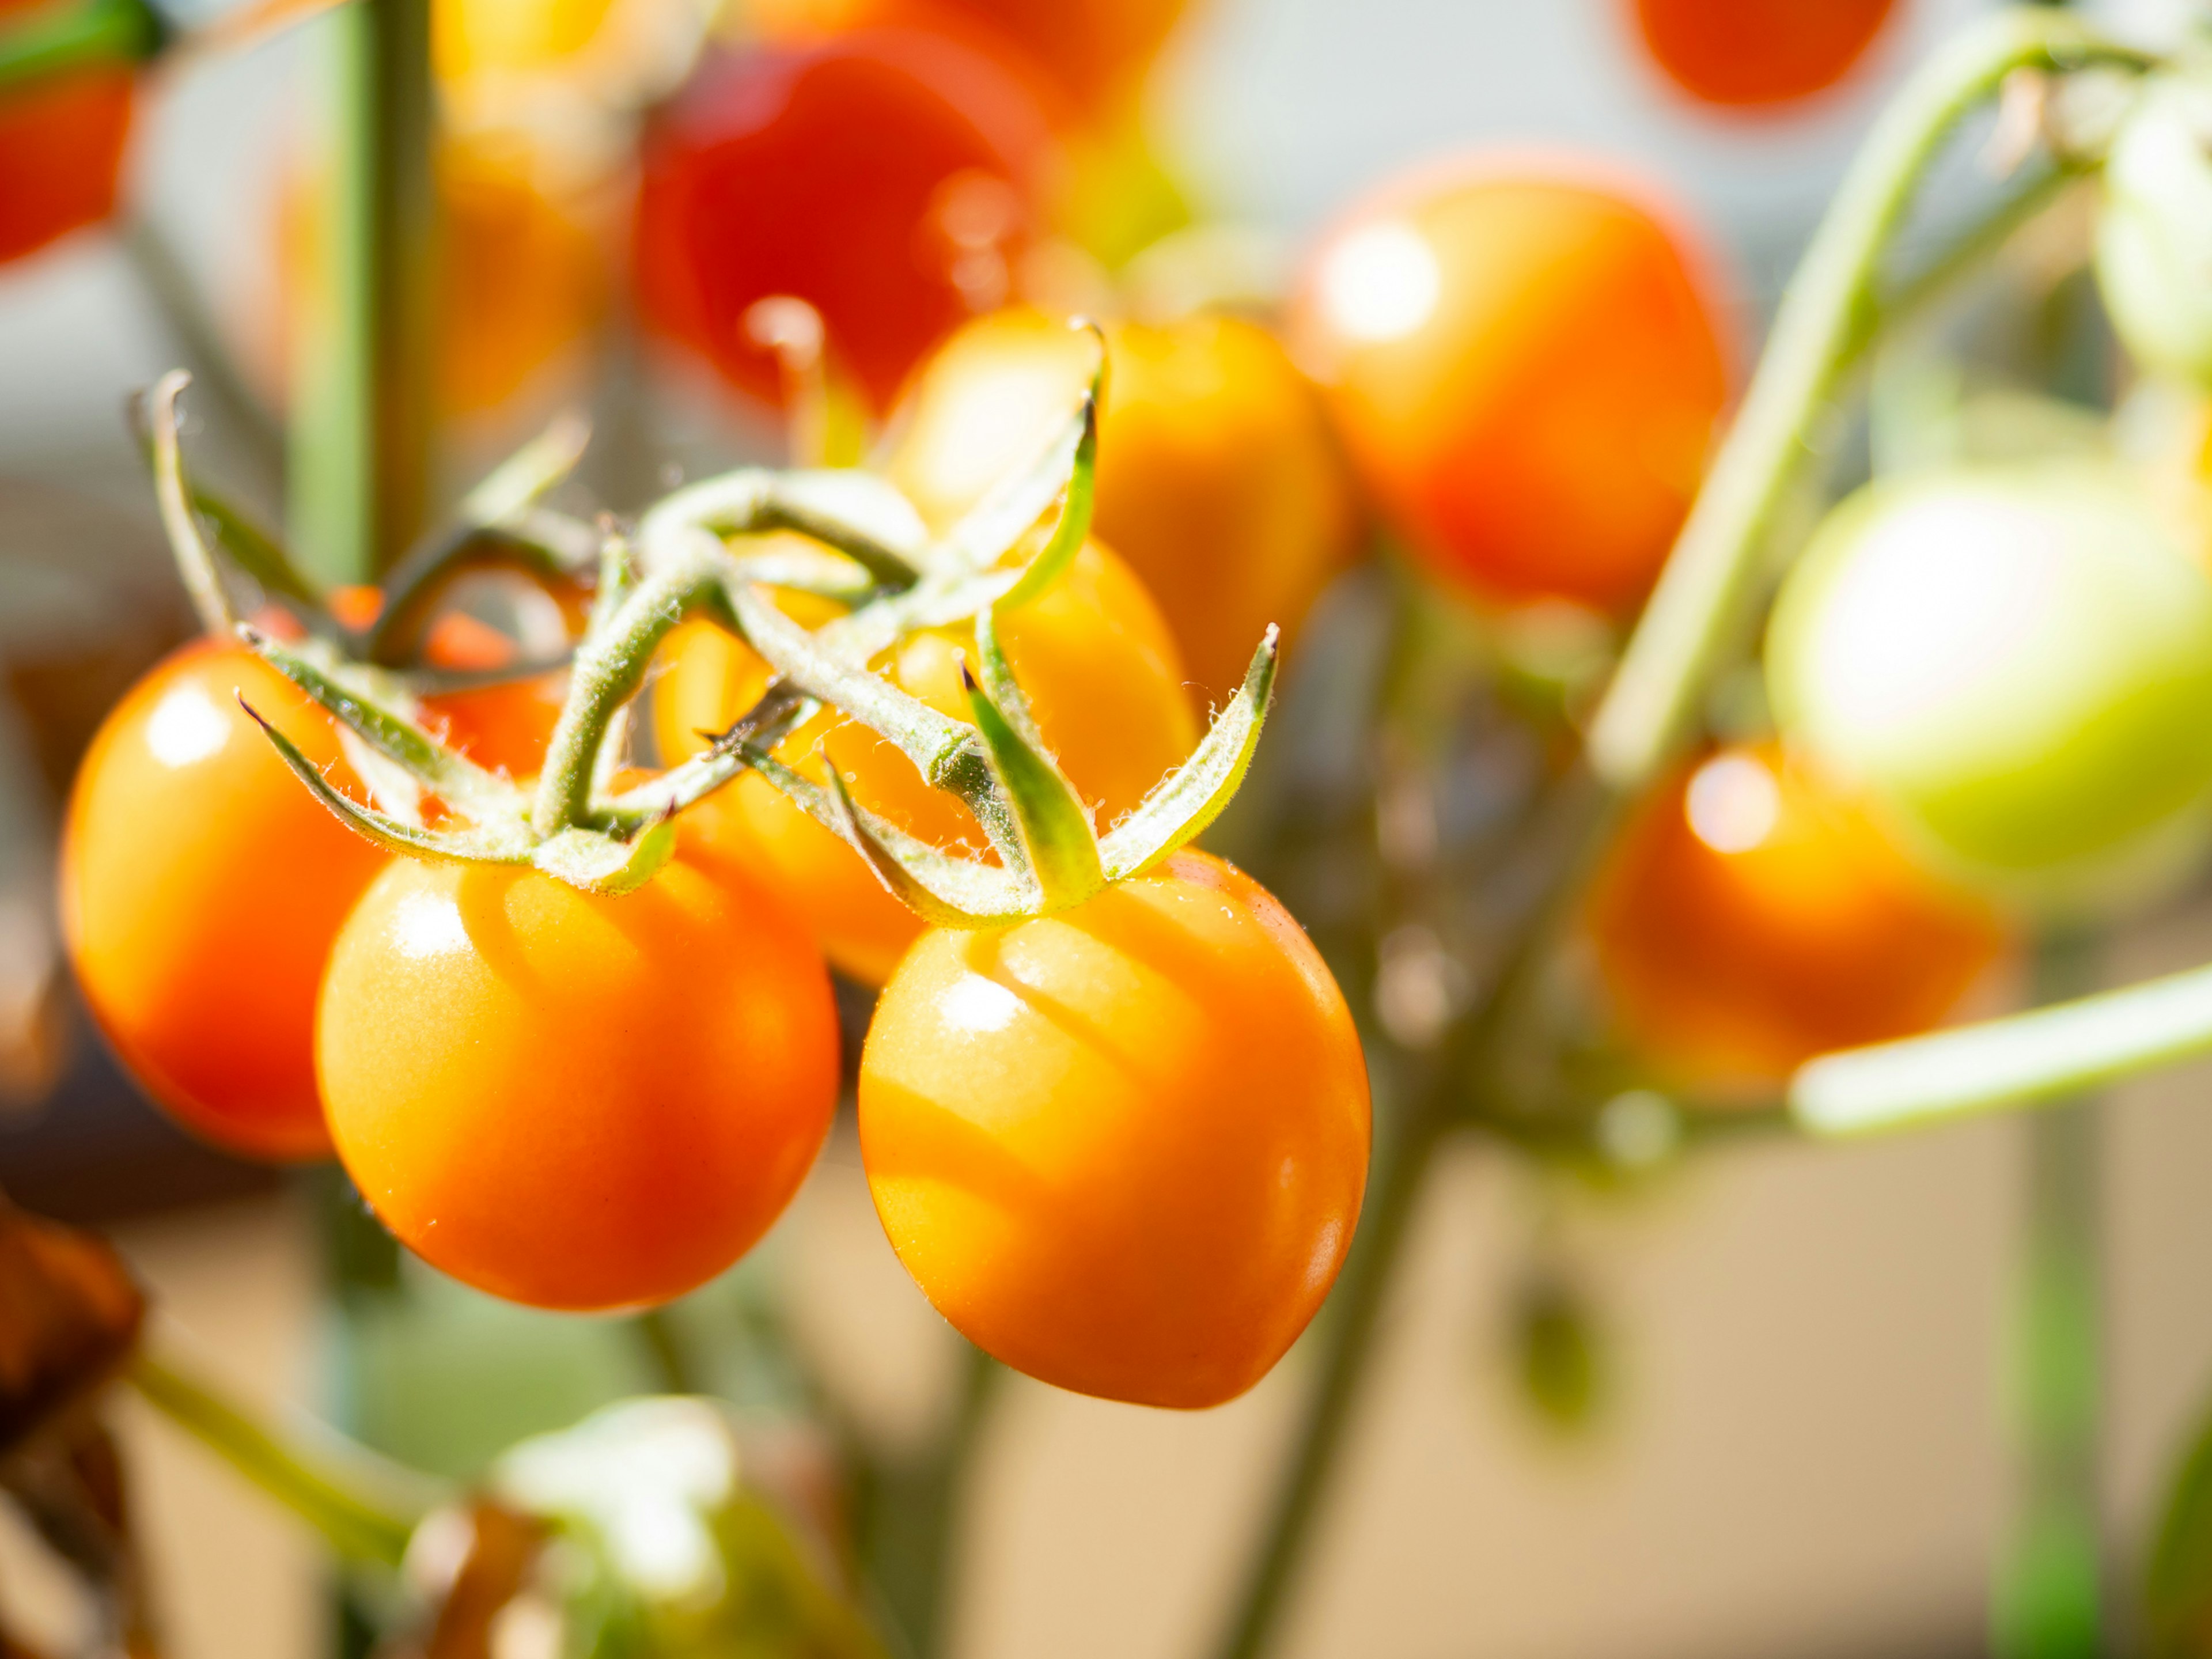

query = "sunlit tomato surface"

[
  {"left": 1768, "top": 465, "right": 2212, "bottom": 913},
  {"left": 1588, "top": 743, "right": 2004, "bottom": 1086},
  {"left": 653, "top": 541, "right": 1196, "bottom": 983},
  {"left": 317, "top": 851, "right": 839, "bottom": 1310},
  {"left": 884, "top": 308, "right": 1361, "bottom": 708},
  {"left": 1290, "top": 163, "right": 1729, "bottom": 615},
  {"left": 59, "top": 643, "right": 388, "bottom": 1161},
  {"left": 277, "top": 129, "right": 604, "bottom": 418},
  {"left": 859, "top": 849, "right": 1369, "bottom": 1407},
  {"left": 633, "top": 29, "right": 1054, "bottom": 411},
  {"left": 2096, "top": 75, "right": 2212, "bottom": 392},
  {"left": 1628, "top": 0, "right": 1896, "bottom": 111},
  {"left": 0, "top": 58, "right": 133, "bottom": 264},
  {"left": 749, "top": 0, "right": 1185, "bottom": 116}
]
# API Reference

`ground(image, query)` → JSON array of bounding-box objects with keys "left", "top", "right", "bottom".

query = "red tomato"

[
  {"left": 1587, "top": 743, "right": 2005, "bottom": 1086},
  {"left": 859, "top": 850, "right": 1369, "bottom": 1407},
  {"left": 633, "top": 29, "right": 1055, "bottom": 411},
  {"left": 316, "top": 850, "right": 840, "bottom": 1310},
  {"left": 1630, "top": 0, "right": 1897, "bottom": 112},
  {"left": 0, "top": 54, "right": 133, "bottom": 264},
  {"left": 1290, "top": 161, "right": 1730, "bottom": 615},
  {"left": 59, "top": 643, "right": 388, "bottom": 1161}
]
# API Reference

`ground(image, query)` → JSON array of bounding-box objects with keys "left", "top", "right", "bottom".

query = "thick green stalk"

[
  {"left": 130, "top": 1346, "right": 441, "bottom": 1569},
  {"left": 1212, "top": 17, "right": 2151, "bottom": 1659},
  {"left": 1585, "top": 9, "right": 2152, "bottom": 795},
  {"left": 1993, "top": 934, "right": 2104, "bottom": 1659}
]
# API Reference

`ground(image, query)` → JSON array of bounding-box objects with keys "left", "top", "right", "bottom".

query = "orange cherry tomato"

[
  {"left": 1587, "top": 743, "right": 2005, "bottom": 1087},
  {"left": 633, "top": 29, "right": 1055, "bottom": 411},
  {"left": 749, "top": 0, "right": 1185, "bottom": 118},
  {"left": 59, "top": 642, "right": 388, "bottom": 1161},
  {"left": 884, "top": 307, "right": 1362, "bottom": 709},
  {"left": 0, "top": 56, "right": 133, "bottom": 264},
  {"left": 858, "top": 849, "right": 1369, "bottom": 1407},
  {"left": 1629, "top": 0, "right": 1897, "bottom": 112},
  {"left": 1290, "top": 162, "right": 1730, "bottom": 615},
  {"left": 316, "top": 850, "right": 840, "bottom": 1310},
  {"left": 653, "top": 541, "right": 1197, "bottom": 984}
]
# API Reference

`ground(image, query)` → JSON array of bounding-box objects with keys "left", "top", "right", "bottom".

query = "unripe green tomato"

[
  {"left": 2097, "top": 77, "right": 2212, "bottom": 389},
  {"left": 1766, "top": 465, "right": 2212, "bottom": 914}
]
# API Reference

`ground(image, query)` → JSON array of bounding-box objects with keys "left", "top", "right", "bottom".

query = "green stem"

[
  {"left": 129, "top": 1346, "right": 442, "bottom": 1569},
  {"left": 1585, "top": 9, "right": 2152, "bottom": 795},
  {"left": 1993, "top": 933, "right": 2104, "bottom": 1659},
  {"left": 1790, "top": 956, "right": 2212, "bottom": 1136},
  {"left": 0, "top": 0, "right": 162, "bottom": 90}
]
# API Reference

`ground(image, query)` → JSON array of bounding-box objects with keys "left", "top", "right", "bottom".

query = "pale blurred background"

[{"left": 9, "top": 1, "right": 2212, "bottom": 1656}]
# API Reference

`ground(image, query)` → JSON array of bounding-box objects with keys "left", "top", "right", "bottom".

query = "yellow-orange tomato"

[
  {"left": 59, "top": 643, "right": 388, "bottom": 1161},
  {"left": 317, "top": 851, "right": 839, "bottom": 1310},
  {"left": 859, "top": 849, "right": 1369, "bottom": 1407},
  {"left": 884, "top": 308, "right": 1361, "bottom": 709},
  {"left": 1290, "top": 163, "right": 1730, "bottom": 615},
  {"left": 1588, "top": 743, "right": 2005, "bottom": 1086},
  {"left": 1630, "top": 0, "right": 1896, "bottom": 112},
  {"left": 653, "top": 540, "right": 1196, "bottom": 984},
  {"left": 276, "top": 130, "right": 604, "bottom": 418}
]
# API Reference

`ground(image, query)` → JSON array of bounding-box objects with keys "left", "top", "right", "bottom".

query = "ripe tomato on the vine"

[
  {"left": 59, "top": 643, "right": 388, "bottom": 1162},
  {"left": 859, "top": 849, "right": 1369, "bottom": 1408},
  {"left": 884, "top": 307, "right": 1362, "bottom": 709},
  {"left": 653, "top": 540, "right": 1196, "bottom": 984},
  {"left": 0, "top": 40, "right": 134, "bottom": 264},
  {"left": 1588, "top": 743, "right": 2004, "bottom": 1086},
  {"left": 634, "top": 28, "right": 1055, "bottom": 411},
  {"left": 1627, "top": 0, "right": 1897, "bottom": 112},
  {"left": 317, "top": 850, "right": 839, "bottom": 1311},
  {"left": 1290, "top": 162, "right": 1730, "bottom": 616},
  {"left": 1768, "top": 465, "right": 2212, "bottom": 913}
]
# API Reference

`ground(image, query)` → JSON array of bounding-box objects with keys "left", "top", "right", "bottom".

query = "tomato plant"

[
  {"left": 1627, "top": 0, "right": 1897, "bottom": 111},
  {"left": 884, "top": 306, "right": 1362, "bottom": 709},
  {"left": 654, "top": 540, "right": 1197, "bottom": 983},
  {"left": 0, "top": 48, "right": 132, "bottom": 264},
  {"left": 633, "top": 28, "right": 1054, "bottom": 412},
  {"left": 316, "top": 851, "right": 840, "bottom": 1311},
  {"left": 58, "top": 643, "right": 387, "bottom": 1161},
  {"left": 858, "top": 849, "right": 1369, "bottom": 1408},
  {"left": 1589, "top": 742, "right": 2004, "bottom": 1085},
  {"left": 1767, "top": 465, "right": 2212, "bottom": 911},
  {"left": 2096, "top": 75, "right": 2212, "bottom": 392},
  {"left": 1289, "top": 162, "right": 1730, "bottom": 616}
]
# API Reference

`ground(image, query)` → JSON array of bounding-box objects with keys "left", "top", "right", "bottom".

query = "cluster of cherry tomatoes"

[{"left": 39, "top": 0, "right": 2212, "bottom": 1417}]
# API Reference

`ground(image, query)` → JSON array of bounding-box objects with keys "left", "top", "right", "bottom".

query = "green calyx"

[{"left": 141, "top": 318, "right": 1282, "bottom": 910}]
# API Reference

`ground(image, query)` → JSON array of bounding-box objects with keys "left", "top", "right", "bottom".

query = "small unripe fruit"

[{"left": 2097, "top": 77, "right": 2212, "bottom": 389}]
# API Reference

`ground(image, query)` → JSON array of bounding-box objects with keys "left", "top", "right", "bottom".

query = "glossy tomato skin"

[
  {"left": 1628, "top": 0, "right": 1895, "bottom": 111},
  {"left": 1768, "top": 465, "right": 2212, "bottom": 914},
  {"left": 1589, "top": 743, "right": 2004, "bottom": 1086},
  {"left": 653, "top": 541, "right": 1196, "bottom": 984},
  {"left": 859, "top": 850, "right": 1369, "bottom": 1407},
  {"left": 885, "top": 308, "right": 1361, "bottom": 709},
  {"left": 1290, "top": 163, "right": 1729, "bottom": 615},
  {"left": 317, "top": 851, "right": 839, "bottom": 1311},
  {"left": 59, "top": 642, "right": 388, "bottom": 1161},
  {"left": 634, "top": 29, "right": 1054, "bottom": 411},
  {"left": 0, "top": 63, "right": 133, "bottom": 264}
]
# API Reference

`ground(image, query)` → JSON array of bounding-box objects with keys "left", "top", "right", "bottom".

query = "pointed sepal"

[
  {"left": 961, "top": 620, "right": 1104, "bottom": 909},
  {"left": 937, "top": 327, "right": 1105, "bottom": 577},
  {"left": 531, "top": 819, "right": 676, "bottom": 895}
]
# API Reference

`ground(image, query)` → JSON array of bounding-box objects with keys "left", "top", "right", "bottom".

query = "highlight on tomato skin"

[
  {"left": 857, "top": 849, "right": 1370, "bottom": 1409},
  {"left": 632, "top": 26, "right": 1058, "bottom": 412},
  {"left": 58, "top": 642, "right": 388, "bottom": 1164},
  {"left": 316, "top": 853, "right": 842, "bottom": 1313},
  {"left": 1288, "top": 158, "right": 1732, "bottom": 618},
  {"left": 1588, "top": 743, "right": 2006, "bottom": 1089},
  {"left": 1628, "top": 0, "right": 1899, "bottom": 112},
  {"left": 0, "top": 60, "right": 135, "bottom": 265}
]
